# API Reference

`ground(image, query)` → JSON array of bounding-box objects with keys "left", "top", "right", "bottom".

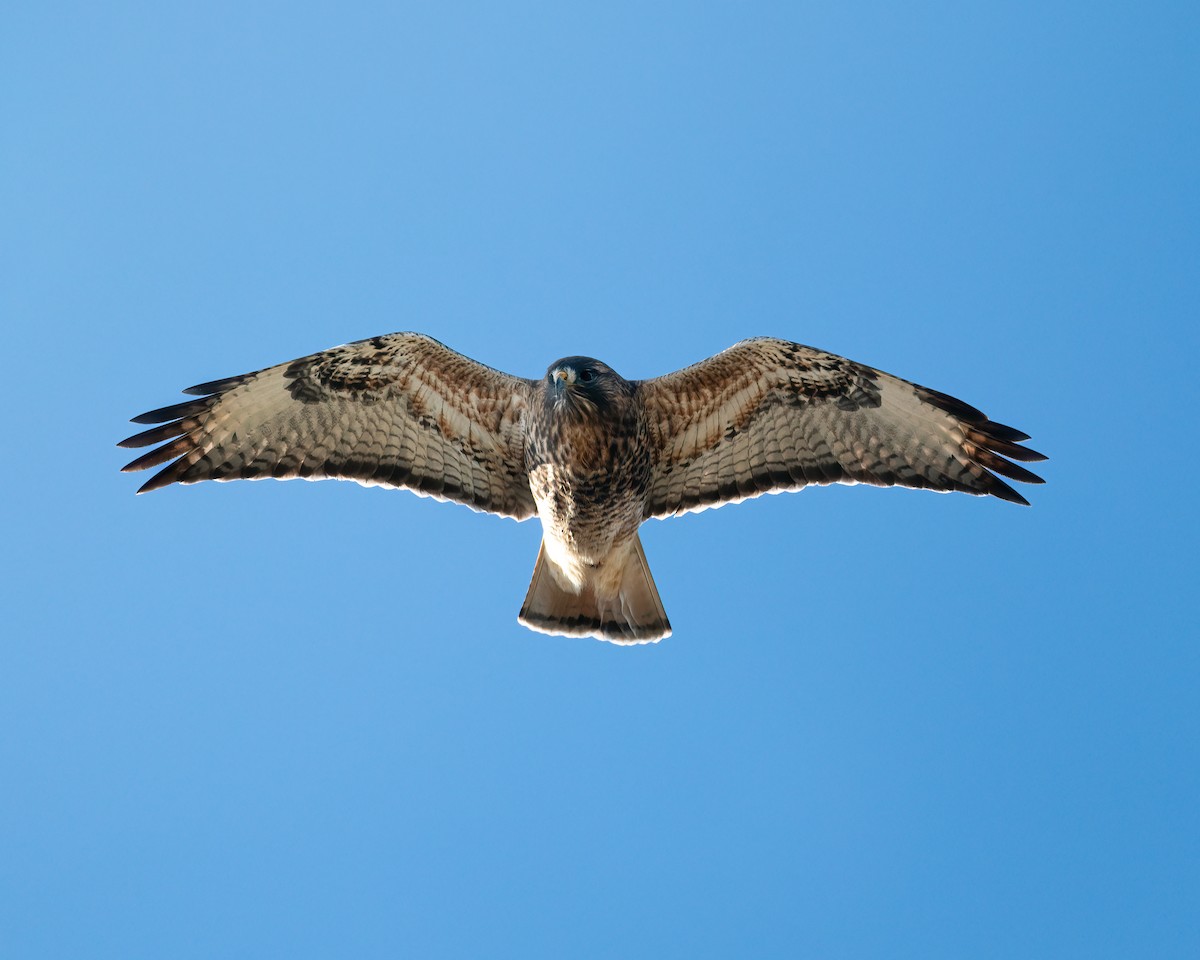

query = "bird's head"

[{"left": 544, "top": 356, "right": 629, "bottom": 415}]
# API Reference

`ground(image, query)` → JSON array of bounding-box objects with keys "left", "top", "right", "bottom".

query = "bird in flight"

[{"left": 120, "top": 334, "right": 1045, "bottom": 643}]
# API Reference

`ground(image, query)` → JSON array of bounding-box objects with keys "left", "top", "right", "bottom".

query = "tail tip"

[{"left": 517, "top": 609, "right": 671, "bottom": 645}]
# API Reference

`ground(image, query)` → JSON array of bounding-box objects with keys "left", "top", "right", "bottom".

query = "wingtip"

[
  {"left": 182, "top": 373, "right": 255, "bottom": 396},
  {"left": 134, "top": 473, "right": 174, "bottom": 495},
  {"left": 985, "top": 475, "right": 1032, "bottom": 506}
]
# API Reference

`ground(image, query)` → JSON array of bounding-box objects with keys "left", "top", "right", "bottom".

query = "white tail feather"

[{"left": 518, "top": 535, "right": 671, "bottom": 644}]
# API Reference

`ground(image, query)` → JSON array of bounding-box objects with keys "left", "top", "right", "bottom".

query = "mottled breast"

[{"left": 525, "top": 360, "right": 652, "bottom": 563}]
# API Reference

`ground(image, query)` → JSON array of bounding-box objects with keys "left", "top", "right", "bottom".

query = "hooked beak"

[{"left": 552, "top": 367, "right": 575, "bottom": 388}]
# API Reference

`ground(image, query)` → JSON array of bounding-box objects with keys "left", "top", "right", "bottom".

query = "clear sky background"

[{"left": 3, "top": 2, "right": 1197, "bottom": 957}]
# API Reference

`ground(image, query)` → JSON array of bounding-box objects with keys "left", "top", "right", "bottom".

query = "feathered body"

[
  {"left": 521, "top": 358, "right": 667, "bottom": 640},
  {"left": 120, "top": 334, "right": 1046, "bottom": 643}
]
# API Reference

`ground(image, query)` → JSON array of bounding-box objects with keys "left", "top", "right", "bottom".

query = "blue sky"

[{"left": 3, "top": 2, "right": 1197, "bottom": 957}]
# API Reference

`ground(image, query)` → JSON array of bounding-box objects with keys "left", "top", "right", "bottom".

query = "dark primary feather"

[
  {"left": 119, "top": 333, "right": 539, "bottom": 518},
  {"left": 183, "top": 373, "right": 257, "bottom": 396},
  {"left": 127, "top": 396, "right": 215, "bottom": 426},
  {"left": 637, "top": 337, "right": 1045, "bottom": 517}
]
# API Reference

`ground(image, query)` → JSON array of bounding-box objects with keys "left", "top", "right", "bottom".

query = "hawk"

[{"left": 120, "top": 334, "right": 1046, "bottom": 643}]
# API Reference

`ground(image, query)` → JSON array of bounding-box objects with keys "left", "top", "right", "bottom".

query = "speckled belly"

[
  {"left": 527, "top": 453, "right": 647, "bottom": 590},
  {"left": 523, "top": 391, "right": 654, "bottom": 590}
]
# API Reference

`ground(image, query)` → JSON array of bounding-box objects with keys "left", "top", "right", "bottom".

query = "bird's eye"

[{"left": 579, "top": 369, "right": 594, "bottom": 382}]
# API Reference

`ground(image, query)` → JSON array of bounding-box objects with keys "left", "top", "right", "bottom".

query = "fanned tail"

[{"left": 518, "top": 535, "right": 671, "bottom": 644}]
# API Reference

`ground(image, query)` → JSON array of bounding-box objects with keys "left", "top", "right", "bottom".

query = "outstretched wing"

[
  {"left": 120, "top": 333, "right": 538, "bottom": 519},
  {"left": 638, "top": 337, "right": 1046, "bottom": 518}
]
